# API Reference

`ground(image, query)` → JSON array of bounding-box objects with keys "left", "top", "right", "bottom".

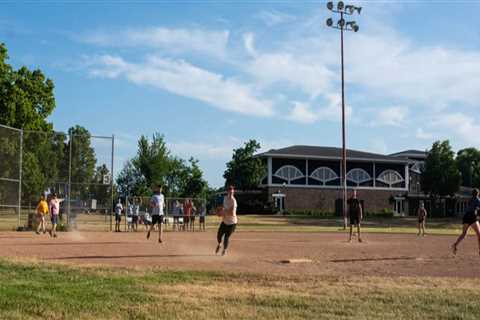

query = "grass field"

[
  {"left": 0, "top": 211, "right": 468, "bottom": 235},
  {"left": 1, "top": 259, "right": 480, "bottom": 320}
]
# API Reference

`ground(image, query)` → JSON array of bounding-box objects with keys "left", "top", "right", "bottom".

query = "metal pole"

[
  {"left": 18, "top": 129, "right": 23, "bottom": 228},
  {"left": 110, "top": 135, "right": 115, "bottom": 232},
  {"left": 340, "top": 11, "right": 348, "bottom": 230},
  {"left": 68, "top": 132, "right": 73, "bottom": 226}
]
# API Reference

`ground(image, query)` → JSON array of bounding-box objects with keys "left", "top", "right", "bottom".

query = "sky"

[{"left": 2, "top": 0, "right": 480, "bottom": 187}]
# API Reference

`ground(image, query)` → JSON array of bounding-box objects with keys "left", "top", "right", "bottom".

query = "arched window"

[
  {"left": 346, "top": 168, "right": 372, "bottom": 186},
  {"left": 410, "top": 161, "right": 424, "bottom": 174},
  {"left": 310, "top": 167, "right": 338, "bottom": 185},
  {"left": 274, "top": 165, "right": 304, "bottom": 183},
  {"left": 377, "top": 170, "right": 404, "bottom": 187}
]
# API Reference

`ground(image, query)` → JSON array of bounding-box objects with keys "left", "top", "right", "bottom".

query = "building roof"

[
  {"left": 389, "top": 149, "right": 428, "bottom": 159},
  {"left": 255, "top": 145, "right": 409, "bottom": 163}
]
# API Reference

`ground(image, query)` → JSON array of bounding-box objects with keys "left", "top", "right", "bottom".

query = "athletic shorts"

[
  {"left": 350, "top": 215, "right": 360, "bottom": 226},
  {"left": 152, "top": 215, "right": 164, "bottom": 225},
  {"left": 115, "top": 214, "right": 122, "bottom": 222},
  {"left": 184, "top": 216, "right": 190, "bottom": 224},
  {"left": 463, "top": 213, "right": 478, "bottom": 225},
  {"left": 51, "top": 215, "right": 58, "bottom": 224},
  {"left": 199, "top": 216, "right": 205, "bottom": 223},
  {"left": 190, "top": 216, "right": 196, "bottom": 221},
  {"left": 132, "top": 216, "right": 138, "bottom": 223},
  {"left": 418, "top": 218, "right": 424, "bottom": 224}
]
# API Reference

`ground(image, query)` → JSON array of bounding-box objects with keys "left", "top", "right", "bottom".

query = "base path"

[{"left": 1, "top": 231, "right": 478, "bottom": 278}]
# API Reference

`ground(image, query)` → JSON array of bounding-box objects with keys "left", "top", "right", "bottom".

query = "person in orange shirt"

[{"left": 36, "top": 195, "right": 49, "bottom": 235}]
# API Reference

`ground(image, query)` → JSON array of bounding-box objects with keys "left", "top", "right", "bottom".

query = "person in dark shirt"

[
  {"left": 452, "top": 188, "right": 480, "bottom": 255},
  {"left": 348, "top": 189, "right": 363, "bottom": 243}
]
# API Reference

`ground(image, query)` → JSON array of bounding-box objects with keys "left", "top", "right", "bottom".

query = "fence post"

[
  {"left": 67, "top": 132, "right": 73, "bottom": 226},
  {"left": 110, "top": 135, "right": 114, "bottom": 232},
  {"left": 18, "top": 129, "right": 23, "bottom": 229}
]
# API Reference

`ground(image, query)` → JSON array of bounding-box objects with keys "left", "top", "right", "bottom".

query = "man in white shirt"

[
  {"left": 147, "top": 185, "right": 165, "bottom": 243},
  {"left": 115, "top": 198, "right": 123, "bottom": 232},
  {"left": 215, "top": 185, "right": 238, "bottom": 256}
]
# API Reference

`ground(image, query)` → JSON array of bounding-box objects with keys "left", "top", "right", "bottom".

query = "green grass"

[{"left": 1, "top": 259, "right": 480, "bottom": 319}]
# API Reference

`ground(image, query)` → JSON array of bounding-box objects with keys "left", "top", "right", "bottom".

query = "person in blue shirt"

[{"left": 452, "top": 188, "right": 480, "bottom": 255}]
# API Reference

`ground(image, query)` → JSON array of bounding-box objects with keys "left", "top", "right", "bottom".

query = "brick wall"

[{"left": 268, "top": 187, "right": 405, "bottom": 213}]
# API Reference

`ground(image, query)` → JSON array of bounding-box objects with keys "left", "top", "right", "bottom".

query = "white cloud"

[
  {"left": 287, "top": 94, "right": 352, "bottom": 124},
  {"left": 88, "top": 54, "right": 274, "bottom": 118},
  {"left": 432, "top": 113, "right": 480, "bottom": 146},
  {"left": 256, "top": 10, "right": 296, "bottom": 26},
  {"left": 243, "top": 32, "right": 257, "bottom": 57},
  {"left": 415, "top": 128, "right": 434, "bottom": 140},
  {"left": 373, "top": 106, "right": 408, "bottom": 127},
  {"left": 81, "top": 27, "right": 230, "bottom": 59},
  {"left": 246, "top": 52, "right": 334, "bottom": 98},
  {"left": 288, "top": 102, "right": 317, "bottom": 124}
]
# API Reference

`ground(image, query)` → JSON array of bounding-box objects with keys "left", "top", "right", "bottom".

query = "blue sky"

[{"left": 2, "top": 1, "right": 480, "bottom": 187}]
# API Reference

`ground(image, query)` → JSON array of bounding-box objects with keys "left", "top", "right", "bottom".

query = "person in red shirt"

[{"left": 183, "top": 199, "right": 192, "bottom": 232}]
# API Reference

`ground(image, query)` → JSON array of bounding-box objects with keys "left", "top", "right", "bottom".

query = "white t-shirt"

[
  {"left": 150, "top": 194, "right": 165, "bottom": 216},
  {"left": 223, "top": 196, "right": 238, "bottom": 225},
  {"left": 115, "top": 203, "right": 123, "bottom": 215}
]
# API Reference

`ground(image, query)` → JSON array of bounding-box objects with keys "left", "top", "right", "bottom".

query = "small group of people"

[
  {"left": 347, "top": 189, "right": 428, "bottom": 242},
  {"left": 171, "top": 199, "right": 206, "bottom": 232},
  {"left": 35, "top": 192, "right": 63, "bottom": 238}
]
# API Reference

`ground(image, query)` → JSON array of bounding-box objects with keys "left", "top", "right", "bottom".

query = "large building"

[{"left": 254, "top": 145, "right": 469, "bottom": 216}]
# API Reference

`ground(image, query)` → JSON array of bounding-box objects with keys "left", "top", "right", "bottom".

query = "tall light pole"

[{"left": 326, "top": 1, "right": 361, "bottom": 229}]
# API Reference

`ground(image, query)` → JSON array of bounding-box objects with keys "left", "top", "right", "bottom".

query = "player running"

[
  {"left": 348, "top": 189, "right": 363, "bottom": 243},
  {"left": 147, "top": 185, "right": 165, "bottom": 243},
  {"left": 417, "top": 202, "right": 427, "bottom": 236},
  {"left": 452, "top": 188, "right": 480, "bottom": 255},
  {"left": 215, "top": 185, "right": 238, "bottom": 256},
  {"left": 35, "top": 195, "right": 49, "bottom": 235}
]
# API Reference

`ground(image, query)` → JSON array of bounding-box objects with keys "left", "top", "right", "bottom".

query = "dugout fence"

[
  {"left": 122, "top": 196, "right": 207, "bottom": 232},
  {"left": 0, "top": 124, "right": 115, "bottom": 231}
]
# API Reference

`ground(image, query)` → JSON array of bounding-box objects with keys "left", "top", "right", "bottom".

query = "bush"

[
  {"left": 283, "top": 209, "right": 335, "bottom": 218},
  {"left": 365, "top": 208, "right": 394, "bottom": 218}
]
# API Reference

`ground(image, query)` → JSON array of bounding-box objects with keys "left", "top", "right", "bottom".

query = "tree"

[
  {"left": 91, "top": 164, "right": 113, "bottom": 209},
  {"left": 0, "top": 42, "right": 57, "bottom": 206},
  {"left": 0, "top": 43, "right": 55, "bottom": 131},
  {"left": 422, "top": 140, "right": 461, "bottom": 199},
  {"left": 116, "top": 133, "right": 209, "bottom": 198},
  {"left": 181, "top": 158, "right": 208, "bottom": 198},
  {"left": 67, "top": 126, "right": 97, "bottom": 200},
  {"left": 223, "top": 140, "right": 266, "bottom": 190},
  {"left": 456, "top": 148, "right": 480, "bottom": 187}
]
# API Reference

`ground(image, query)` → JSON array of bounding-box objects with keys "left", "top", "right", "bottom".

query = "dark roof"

[
  {"left": 255, "top": 145, "right": 409, "bottom": 163},
  {"left": 389, "top": 150, "right": 428, "bottom": 159}
]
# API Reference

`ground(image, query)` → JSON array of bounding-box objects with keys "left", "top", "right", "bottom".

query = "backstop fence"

[
  {"left": 0, "top": 124, "right": 114, "bottom": 231},
  {"left": 122, "top": 196, "right": 207, "bottom": 232}
]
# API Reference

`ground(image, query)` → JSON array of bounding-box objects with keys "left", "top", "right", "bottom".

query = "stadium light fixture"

[{"left": 325, "top": 2, "right": 362, "bottom": 230}]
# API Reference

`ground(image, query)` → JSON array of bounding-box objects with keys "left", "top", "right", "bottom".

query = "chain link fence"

[
  {"left": 122, "top": 196, "right": 207, "bottom": 232},
  {"left": 0, "top": 124, "right": 114, "bottom": 231}
]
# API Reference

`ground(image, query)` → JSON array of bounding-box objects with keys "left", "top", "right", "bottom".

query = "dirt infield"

[{"left": 1, "top": 230, "right": 479, "bottom": 278}]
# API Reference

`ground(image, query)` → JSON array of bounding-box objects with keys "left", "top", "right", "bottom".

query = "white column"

[
  {"left": 268, "top": 157, "right": 272, "bottom": 186},
  {"left": 306, "top": 159, "right": 309, "bottom": 186},
  {"left": 404, "top": 163, "right": 409, "bottom": 191}
]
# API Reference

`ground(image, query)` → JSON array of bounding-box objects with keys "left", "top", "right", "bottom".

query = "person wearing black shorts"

[
  {"left": 215, "top": 186, "right": 238, "bottom": 256},
  {"left": 348, "top": 189, "right": 363, "bottom": 243},
  {"left": 417, "top": 202, "right": 427, "bottom": 236},
  {"left": 147, "top": 185, "right": 165, "bottom": 243},
  {"left": 452, "top": 188, "right": 480, "bottom": 255}
]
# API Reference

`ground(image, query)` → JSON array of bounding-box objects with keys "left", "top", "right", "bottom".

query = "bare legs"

[
  {"left": 452, "top": 222, "right": 480, "bottom": 255},
  {"left": 348, "top": 224, "right": 362, "bottom": 242},
  {"left": 417, "top": 221, "right": 426, "bottom": 236}
]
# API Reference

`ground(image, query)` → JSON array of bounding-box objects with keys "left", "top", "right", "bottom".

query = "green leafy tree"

[
  {"left": 90, "top": 164, "right": 113, "bottom": 209},
  {"left": 67, "top": 126, "right": 97, "bottom": 200},
  {"left": 116, "top": 160, "right": 149, "bottom": 197},
  {"left": 422, "top": 141, "right": 461, "bottom": 213},
  {"left": 223, "top": 140, "right": 265, "bottom": 190},
  {"left": 456, "top": 148, "right": 480, "bottom": 187},
  {"left": 0, "top": 43, "right": 55, "bottom": 131},
  {"left": 181, "top": 158, "right": 208, "bottom": 198}
]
